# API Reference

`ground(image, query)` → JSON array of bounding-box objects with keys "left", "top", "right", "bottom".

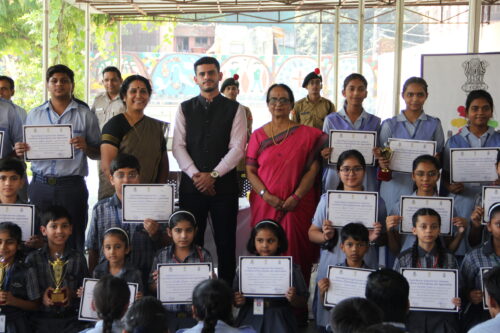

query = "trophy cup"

[
  {"left": 48, "top": 252, "right": 68, "bottom": 306},
  {"left": 0, "top": 256, "right": 7, "bottom": 305},
  {"left": 377, "top": 145, "right": 394, "bottom": 181}
]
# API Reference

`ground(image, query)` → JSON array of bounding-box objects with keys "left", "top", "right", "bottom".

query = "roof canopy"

[{"left": 79, "top": 0, "right": 499, "bottom": 21}]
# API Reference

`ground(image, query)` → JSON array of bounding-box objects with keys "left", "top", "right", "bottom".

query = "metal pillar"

[
  {"left": 357, "top": 0, "right": 365, "bottom": 74},
  {"left": 42, "top": 0, "right": 49, "bottom": 101},
  {"left": 468, "top": 0, "right": 481, "bottom": 52},
  {"left": 117, "top": 22, "right": 122, "bottom": 70},
  {"left": 317, "top": 23, "right": 322, "bottom": 68},
  {"left": 392, "top": 0, "right": 404, "bottom": 116},
  {"left": 333, "top": 7, "right": 340, "bottom": 107},
  {"left": 85, "top": 4, "right": 90, "bottom": 103}
]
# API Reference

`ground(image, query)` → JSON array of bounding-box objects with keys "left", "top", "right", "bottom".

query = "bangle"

[{"left": 291, "top": 193, "right": 301, "bottom": 201}]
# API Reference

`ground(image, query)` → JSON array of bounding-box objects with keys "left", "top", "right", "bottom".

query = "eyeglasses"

[
  {"left": 268, "top": 97, "right": 291, "bottom": 105},
  {"left": 414, "top": 171, "right": 439, "bottom": 178},
  {"left": 114, "top": 172, "right": 139, "bottom": 179},
  {"left": 339, "top": 166, "right": 364, "bottom": 174}
]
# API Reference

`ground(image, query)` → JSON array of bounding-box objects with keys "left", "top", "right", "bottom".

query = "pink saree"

[{"left": 246, "top": 125, "right": 326, "bottom": 284}]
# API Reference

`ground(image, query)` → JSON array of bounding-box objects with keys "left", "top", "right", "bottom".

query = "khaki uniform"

[
  {"left": 91, "top": 92, "right": 126, "bottom": 200},
  {"left": 292, "top": 96, "right": 335, "bottom": 130}
]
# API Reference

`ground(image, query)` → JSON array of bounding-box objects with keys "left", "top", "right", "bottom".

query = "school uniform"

[
  {"left": 322, "top": 108, "right": 381, "bottom": 193},
  {"left": 292, "top": 96, "right": 335, "bottom": 130},
  {"left": 85, "top": 193, "right": 166, "bottom": 287},
  {"left": 442, "top": 126, "right": 500, "bottom": 235},
  {"left": 311, "top": 193, "right": 386, "bottom": 330},
  {"left": 0, "top": 97, "right": 23, "bottom": 158},
  {"left": 394, "top": 245, "right": 460, "bottom": 333},
  {"left": 79, "top": 319, "right": 125, "bottom": 333},
  {"left": 0, "top": 257, "right": 40, "bottom": 333},
  {"left": 379, "top": 111, "right": 444, "bottom": 214},
  {"left": 149, "top": 245, "right": 212, "bottom": 333},
  {"left": 26, "top": 245, "right": 89, "bottom": 333},
  {"left": 233, "top": 263, "right": 308, "bottom": 333},
  {"left": 92, "top": 260, "right": 144, "bottom": 293},
  {"left": 26, "top": 99, "right": 100, "bottom": 252},
  {"left": 177, "top": 320, "right": 256, "bottom": 333},
  {"left": 460, "top": 237, "right": 500, "bottom": 330}
]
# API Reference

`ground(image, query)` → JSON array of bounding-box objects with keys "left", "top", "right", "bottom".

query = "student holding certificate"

[
  {"left": 386, "top": 155, "right": 467, "bottom": 259},
  {"left": 0, "top": 222, "right": 41, "bottom": 332},
  {"left": 393, "top": 208, "right": 461, "bottom": 333},
  {"left": 461, "top": 203, "right": 500, "bottom": 330},
  {"left": 308, "top": 150, "right": 384, "bottom": 332},
  {"left": 321, "top": 73, "right": 381, "bottom": 193},
  {"left": 233, "top": 221, "right": 308, "bottom": 333},
  {"left": 149, "top": 210, "right": 212, "bottom": 333},
  {"left": 442, "top": 90, "right": 500, "bottom": 231},
  {"left": 378, "top": 77, "right": 445, "bottom": 214}
]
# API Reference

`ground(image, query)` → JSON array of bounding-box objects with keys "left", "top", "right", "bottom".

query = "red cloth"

[{"left": 246, "top": 125, "right": 325, "bottom": 284}]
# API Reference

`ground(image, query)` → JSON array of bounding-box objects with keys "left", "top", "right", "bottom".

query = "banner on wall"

[{"left": 421, "top": 52, "right": 500, "bottom": 138}]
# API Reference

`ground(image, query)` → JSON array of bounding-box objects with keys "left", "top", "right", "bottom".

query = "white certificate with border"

[
  {"left": 122, "top": 184, "right": 174, "bottom": 223},
  {"left": 450, "top": 148, "right": 499, "bottom": 183},
  {"left": 158, "top": 263, "right": 212, "bottom": 304},
  {"left": 388, "top": 139, "right": 436, "bottom": 173},
  {"left": 482, "top": 186, "right": 500, "bottom": 224},
  {"left": 23, "top": 125, "right": 74, "bottom": 161},
  {"left": 327, "top": 190, "right": 378, "bottom": 229},
  {"left": 402, "top": 268, "right": 458, "bottom": 312},
  {"left": 399, "top": 196, "right": 453, "bottom": 236},
  {"left": 324, "top": 266, "right": 374, "bottom": 307},
  {"left": 481, "top": 267, "right": 492, "bottom": 310},
  {"left": 78, "top": 278, "right": 138, "bottom": 321},
  {"left": 0, "top": 204, "right": 35, "bottom": 241},
  {"left": 329, "top": 130, "right": 377, "bottom": 166},
  {"left": 0, "top": 130, "right": 4, "bottom": 157},
  {"left": 239, "top": 256, "right": 292, "bottom": 297}
]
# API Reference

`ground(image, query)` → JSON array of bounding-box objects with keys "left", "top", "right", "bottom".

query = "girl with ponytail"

[
  {"left": 81, "top": 275, "right": 130, "bottom": 333},
  {"left": 393, "top": 208, "right": 461, "bottom": 333},
  {"left": 178, "top": 279, "right": 255, "bottom": 333}
]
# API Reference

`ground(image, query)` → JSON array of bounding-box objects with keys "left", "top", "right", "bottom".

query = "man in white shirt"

[
  {"left": 173, "top": 56, "right": 246, "bottom": 284},
  {"left": 91, "top": 66, "right": 125, "bottom": 200}
]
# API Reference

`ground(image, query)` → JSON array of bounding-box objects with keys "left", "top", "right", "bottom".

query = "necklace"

[{"left": 270, "top": 121, "right": 291, "bottom": 145}]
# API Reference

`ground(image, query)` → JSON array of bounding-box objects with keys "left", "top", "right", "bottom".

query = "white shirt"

[{"left": 172, "top": 98, "right": 247, "bottom": 178}]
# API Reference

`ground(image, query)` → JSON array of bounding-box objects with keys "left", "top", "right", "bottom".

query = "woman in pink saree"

[{"left": 246, "top": 83, "right": 327, "bottom": 284}]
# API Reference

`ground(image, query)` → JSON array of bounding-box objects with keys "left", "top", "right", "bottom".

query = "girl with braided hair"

[
  {"left": 81, "top": 275, "right": 130, "bottom": 333},
  {"left": 178, "top": 279, "right": 255, "bottom": 333},
  {"left": 393, "top": 208, "right": 461, "bottom": 333}
]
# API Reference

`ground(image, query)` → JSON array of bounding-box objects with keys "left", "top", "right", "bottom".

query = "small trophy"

[
  {"left": 48, "top": 252, "right": 68, "bottom": 306},
  {"left": 0, "top": 256, "right": 7, "bottom": 305},
  {"left": 377, "top": 145, "right": 394, "bottom": 181}
]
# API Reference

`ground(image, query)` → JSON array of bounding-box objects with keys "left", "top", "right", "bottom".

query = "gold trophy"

[
  {"left": 377, "top": 145, "right": 394, "bottom": 181},
  {"left": 0, "top": 256, "right": 7, "bottom": 305},
  {"left": 48, "top": 252, "right": 68, "bottom": 306}
]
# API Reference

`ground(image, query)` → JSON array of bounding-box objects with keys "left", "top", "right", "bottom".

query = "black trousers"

[{"left": 179, "top": 192, "right": 238, "bottom": 285}]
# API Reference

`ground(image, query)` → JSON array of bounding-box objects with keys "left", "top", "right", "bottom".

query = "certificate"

[
  {"left": 482, "top": 186, "right": 500, "bottom": 224},
  {"left": 324, "top": 266, "right": 374, "bottom": 307},
  {"left": 23, "top": 125, "right": 74, "bottom": 161},
  {"left": 239, "top": 256, "right": 292, "bottom": 297},
  {"left": 0, "top": 204, "right": 34, "bottom": 241},
  {"left": 122, "top": 184, "right": 175, "bottom": 223},
  {"left": 450, "top": 148, "right": 499, "bottom": 183},
  {"left": 399, "top": 196, "right": 453, "bottom": 236},
  {"left": 329, "top": 130, "right": 377, "bottom": 166},
  {"left": 157, "top": 263, "right": 212, "bottom": 304},
  {"left": 388, "top": 139, "right": 436, "bottom": 173},
  {"left": 78, "top": 278, "right": 138, "bottom": 321},
  {"left": 327, "top": 191, "right": 378, "bottom": 229},
  {"left": 401, "top": 268, "right": 458, "bottom": 312},
  {"left": 480, "top": 267, "right": 492, "bottom": 310}
]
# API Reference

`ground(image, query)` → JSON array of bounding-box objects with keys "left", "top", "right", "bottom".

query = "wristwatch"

[
  {"left": 210, "top": 170, "right": 219, "bottom": 178},
  {"left": 259, "top": 189, "right": 266, "bottom": 197}
]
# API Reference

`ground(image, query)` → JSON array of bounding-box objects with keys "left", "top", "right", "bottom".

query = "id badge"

[
  {"left": 0, "top": 314, "right": 5, "bottom": 333},
  {"left": 253, "top": 298, "right": 264, "bottom": 315}
]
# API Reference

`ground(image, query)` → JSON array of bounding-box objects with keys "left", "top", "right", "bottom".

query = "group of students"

[{"left": 0, "top": 63, "right": 499, "bottom": 333}]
